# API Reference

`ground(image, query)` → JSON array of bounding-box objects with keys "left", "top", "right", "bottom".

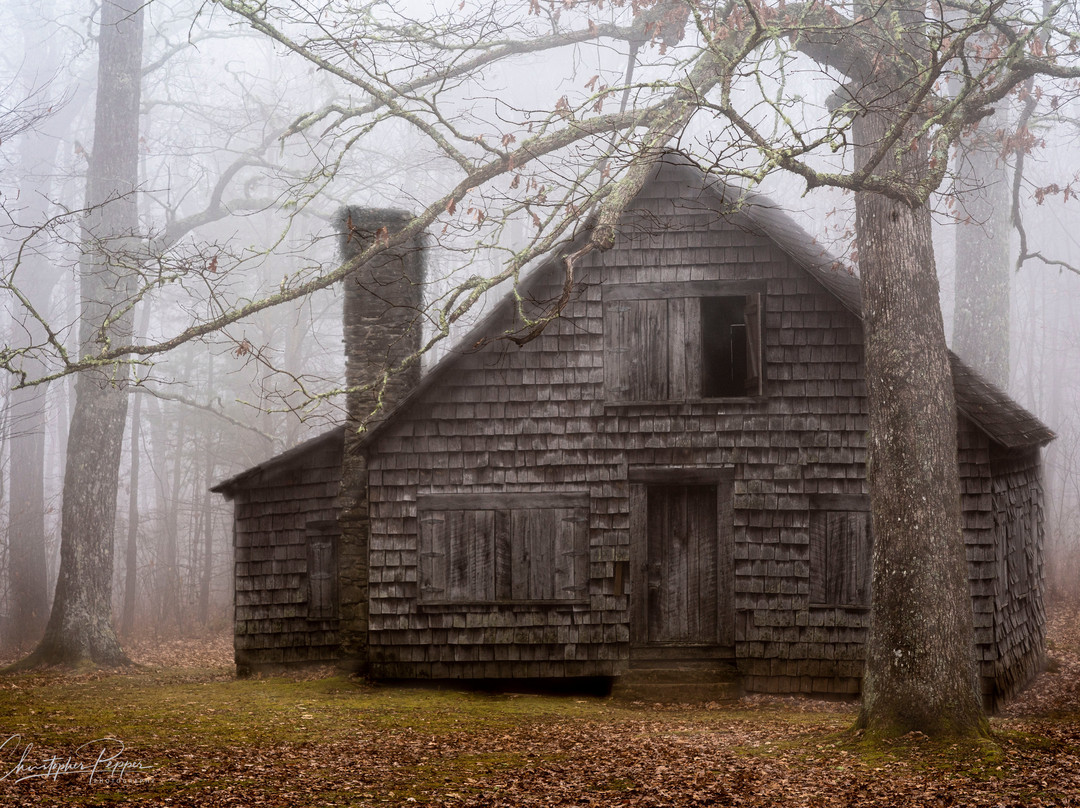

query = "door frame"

[{"left": 628, "top": 466, "right": 735, "bottom": 650}]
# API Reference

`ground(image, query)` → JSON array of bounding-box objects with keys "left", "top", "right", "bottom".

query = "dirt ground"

[{"left": 0, "top": 603, "right": 1077, "bottom": 807}]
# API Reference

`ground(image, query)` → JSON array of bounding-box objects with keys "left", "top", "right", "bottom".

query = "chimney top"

[{"left": 336, "top": 207, "right": 413, "bottom": 258}]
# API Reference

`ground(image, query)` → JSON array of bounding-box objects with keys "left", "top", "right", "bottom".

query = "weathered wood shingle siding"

[
  {"left": 957, "top": 418, "right": 1046, "bottom": 707},
  {"left": 364, "top": 175, "right": 880, "bottom": 687},
  {"left": 359, "top": 169, "right": 1047, "bottom": 697},
  {"left": 957, "top": 419, "right": 998, "bottom": 687},
  {"left": 988, "top": 444, "right": 1046, "bottom": 705},
  {"left": 230, "top": 439, "right": 343, "bottom": 672},
  {"left": 214, "top": 161, "right": 1048, "bottom": 699}
]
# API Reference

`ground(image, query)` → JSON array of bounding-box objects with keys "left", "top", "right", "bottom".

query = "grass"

[
  {"left": 0, "top": 668, "right": 608, "bottom": 745},
  {"left": 0, "top": 662, "right": 1077, "bottom": 807}
]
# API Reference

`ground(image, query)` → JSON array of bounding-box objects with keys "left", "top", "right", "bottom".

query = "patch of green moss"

[
  {"left": 793, "top": 726, "right": 1013, "bottom": 779},
  {"left": 0, "top": 668, "right": 625, "bottom": 751}
]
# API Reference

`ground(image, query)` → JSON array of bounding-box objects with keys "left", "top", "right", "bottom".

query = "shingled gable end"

[{"left": 214, "top": 157, "right": 1053, "bottom": 708}]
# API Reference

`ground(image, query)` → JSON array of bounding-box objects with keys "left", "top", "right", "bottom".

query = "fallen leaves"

[{"left": 2, "top": 607, "right": 1080, "bottom": 806}]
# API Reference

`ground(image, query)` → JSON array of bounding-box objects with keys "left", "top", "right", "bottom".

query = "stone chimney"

[
  {"left": 334, "top": 207, "right": 425, "bottom": 673},
  {"left": 338, "top": 207, "right": 425, "bottom": 425}
]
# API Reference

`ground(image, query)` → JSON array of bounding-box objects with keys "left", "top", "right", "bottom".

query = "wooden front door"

[{"left": 630, "top": 473, "right": 734, "bottom": 649}]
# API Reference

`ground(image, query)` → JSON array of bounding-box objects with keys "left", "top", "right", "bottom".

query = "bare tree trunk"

[
  {"left": 4, "top": 20, "right": 81, "bottom": 648},
  {"left": 7, "top": 382, "right": 50, "bottom": 649},
  {"left": 159, "top": 411, "right": 186, "bottom": 632},
  {"left": 952, "top": 105, "right": 1011, "bottom": 389},
  {"left": 854, "top": 77, "right": 987, "bottom": 736},
  {"left": 198, "top": 352, "right": 215, "bottom": 625},
  {"left": 0, "top": 383, "right": 10, "bottom": 633},
  {"left": 120, "top": 385, "right": 143, "bottom": 637},
  {"left": 12, "top": 0, "right": 143, "bottom": 668},
  {"left": 119, "top": 302, "right": 152, "bottom": 637}
]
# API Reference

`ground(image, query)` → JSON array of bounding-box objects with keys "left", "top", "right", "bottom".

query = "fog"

[{"left": 0, "top": 0, "right": 1077, "bottom": 649}]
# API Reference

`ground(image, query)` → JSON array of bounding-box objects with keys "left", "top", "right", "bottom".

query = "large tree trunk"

[
  {"left": 12, "top": 0, "right": 143, "bottom": 668},
  {"left": 853, "top": 79, "right": 987, "bottom": 737},
  {"left": 952, "top": 106, "right": 1011, "bottom": 388}
]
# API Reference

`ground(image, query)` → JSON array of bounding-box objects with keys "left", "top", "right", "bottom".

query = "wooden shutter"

[
  {"left": 510, "top": 509, "right": 553, "bottom": 600},
  {"left": 668, "top": 298, "right": 701, "bottom": 399},
  {"left": 826, "top": 512, "right": 871, "bottom": 606},
  {"left": 419, "top": 512, "right": 448, "bottom": 601},
  {"left": 417, "top": 494, "right": 589, "bottom": 603},
  {"left": 810, "top": 508, "right": 872, "bottom": 607},
  {"left": 510, "top": 507, "right": 588, "bottom": 600},
  {"left": 554, "top": 507, "right": 589, "bottom": 600},
  {"left": 604, "top": 298, "right": 668, "bottom": 401},
  {"left": 808, "top": 512, "right": 828, "bottom": 605},
  {"left": 306, "top": 521, "right": 339, "bottom": 619},
  {"left": 447, "top": 509, "right": 496, "bottom": 601},
  {"left": 743, "top": 293, "right": 762, "bottom": 396},
  {"left": 420, "top": 509, "right": 496, "bottom": 601},
  {"left": 494, "top": 509, "right": 512, "bottom": 601},
  {"left": 852, "top": 512, "right": 873, "bottom": 606}
]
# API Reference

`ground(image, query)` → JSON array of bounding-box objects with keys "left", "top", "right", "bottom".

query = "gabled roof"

[
  {"left": 211, "top": 425, "right": 345, "bottom": 497},
  {"left": 212, "top": 155, "right": 1053, "bottom": 494},
  {"left": 355, "top": 155, "right": 1052, "bottom": 451}
]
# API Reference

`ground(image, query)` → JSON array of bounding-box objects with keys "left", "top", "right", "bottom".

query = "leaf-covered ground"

[{"left": 0, "top": 603, "right": 1078, "bottom": 807}]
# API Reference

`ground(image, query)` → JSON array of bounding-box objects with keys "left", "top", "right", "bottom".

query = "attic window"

[
  {"left": 417, "top": 492, "right": 589, "bottom": 604},
  {"left": 603, "top": 282, "right": 763, "bottom": 403},
  {"left": 809, "top": 495, "right": 872, "bottom": 608}
]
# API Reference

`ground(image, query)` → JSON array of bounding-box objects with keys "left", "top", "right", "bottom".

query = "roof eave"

[{"left": 210, "top": 425, "right": 346, "bottom": 497}]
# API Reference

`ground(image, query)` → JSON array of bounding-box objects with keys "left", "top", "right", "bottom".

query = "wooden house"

[{"left": 213, "top": 157, "right": 1053, "bottom": 707}]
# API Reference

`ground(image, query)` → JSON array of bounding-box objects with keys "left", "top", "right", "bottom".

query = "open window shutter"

[
  {"left": 604, "top": 298, "right": 668, "bottom": 401},
  {"left": 603, "top": 300, "right": 634, "bottom": 401},
  {"left": 668, "top": 298, "right": 701, "bottom": 399},
  {"left": 743, "top": 293, "right": 762, "bottom": 395}
]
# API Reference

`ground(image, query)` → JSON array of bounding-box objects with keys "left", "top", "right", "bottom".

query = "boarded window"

[
  {"left": 418, "top": 493, "right": 589, "bottom": 603},
  {"left": 603, "top": 283, "right": 763, "bottom": 402},
  {"left": 809, "top": 497, "right": 872, "bottom": 608},
  {"left": 306, "top": 520, "right": 339, "bottom": 619}
]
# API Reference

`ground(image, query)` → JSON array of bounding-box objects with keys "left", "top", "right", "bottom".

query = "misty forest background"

[{"left": 0, "top": 0, "right": 1078, "bottom": 652}]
